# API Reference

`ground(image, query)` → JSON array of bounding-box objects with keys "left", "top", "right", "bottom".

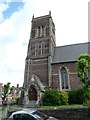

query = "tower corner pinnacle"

[
  {"left": 49, "top": 11, "right": 51, "bottom": 16},
  {"left": 32, "top": 14, "right": 34, "bottom": 20}
]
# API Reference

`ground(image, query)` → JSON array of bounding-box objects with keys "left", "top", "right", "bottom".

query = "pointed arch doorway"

[{"left": 28, "top": 85, "right": 37, "bottom": 101}]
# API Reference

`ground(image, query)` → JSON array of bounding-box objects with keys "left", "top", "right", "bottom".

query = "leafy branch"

[{"left": 2, "top": 82, "right": 13, "bottom": 103}]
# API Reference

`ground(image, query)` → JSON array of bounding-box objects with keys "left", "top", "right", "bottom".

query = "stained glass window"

[{"left": 61, "top": 67, "right": 68, "bottom": 90}]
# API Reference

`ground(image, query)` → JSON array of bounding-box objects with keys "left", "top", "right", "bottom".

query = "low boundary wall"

[
  {"left": 8, "top": 107, "right": 90, "bottom": 120},
  {"left": 39, "top": 107, "right": 90, "bottom": 120}
]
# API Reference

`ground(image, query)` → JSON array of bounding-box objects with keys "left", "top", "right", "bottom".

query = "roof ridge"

[{"left": 55, "top": 42, "right": 88, "bottom": 48}]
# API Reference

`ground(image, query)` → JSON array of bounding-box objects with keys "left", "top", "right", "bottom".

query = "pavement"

[
  {"left": 0, "top": 115, "right": 8, "bottom": 120},
  {"left": 0, "top": 105, "right": 23, "bottom": 120}
]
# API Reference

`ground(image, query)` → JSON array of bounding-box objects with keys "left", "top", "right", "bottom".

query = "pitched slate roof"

[{"left": 52, "top": 42, "right": 89, "bottom": 64}]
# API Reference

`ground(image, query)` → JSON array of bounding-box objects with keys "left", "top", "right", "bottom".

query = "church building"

[{"left": 23, "top": 12, "right": 88, "bottom": 107}]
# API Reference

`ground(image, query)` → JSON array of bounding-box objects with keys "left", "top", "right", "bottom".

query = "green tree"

[
  {"left": 77, "top": 54, "right": 90, "bottom": 85},
  {"left": 2, "top": 82, "right": 13, "bottom": 103},
  {"left": 77, "top": 54, "right": 90, "bottom": 105},
  {"left": 2, "top": 82, "right": 13, "bottom": 118}
]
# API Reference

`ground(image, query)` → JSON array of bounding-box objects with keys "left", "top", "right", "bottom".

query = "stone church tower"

[{"left": 23, "top": 12, "right": 56, "bottom": 107}]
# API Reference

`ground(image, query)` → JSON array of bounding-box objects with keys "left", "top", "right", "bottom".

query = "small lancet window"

[
  {"left": 38, "top": 27, "right": 40, "bottom": 37},
  {"left": 31, "top": 29, "right": 36, "bottom": 38},
  {"left": 35, "top": 43, "right": 39, "bottom": 56},
  {"left": 45, "top": 27, "right": 49, "bottom": 36},
  {"left": 41, "top": 42, "right": 45, "bottom": 55},
  {"left": 42, "top": 26, "right": 44, "bottom": 36},
  {"left": 61, "top": 67, "right": 68, "bottom": 90}
]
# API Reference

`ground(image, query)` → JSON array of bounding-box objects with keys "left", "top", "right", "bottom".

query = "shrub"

[
  {"left": 43, "top": 89, "right": 60, "bottom": 106},
  {"left": 16, "top": 97, "right": 22, "bottom": 105},
  {"left": 59, "top": 91, "right": 68, "bottom": 105},
  {"left": 83, "top": 100, "right": 90, "bottom": 106},
  {"left": 82, "top": 85, "right": 90, "bottom": 106},
  {"left": 43, "top": 89, "right": 69, "bottom": 106},
  {"left": 68, "top": 89, "right": 84, "bottom": 104}
]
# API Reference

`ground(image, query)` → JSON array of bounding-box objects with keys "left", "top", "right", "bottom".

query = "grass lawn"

[
  {"left": 2, "top": 104, "right": 85, "bottom": 112},
  {"left": 0, "top": 107, "right": 2, "bottom": 116},
  {"left": 10, "top": 104, "right": 84, "bottom": 110},
  {"left": 40, "top": 104, "right": 84, "bottom": 109}
]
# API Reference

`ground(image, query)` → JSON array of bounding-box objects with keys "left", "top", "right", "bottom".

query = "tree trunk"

[{"left": 2, "top": 103, "right": 9, "bottom": 119}]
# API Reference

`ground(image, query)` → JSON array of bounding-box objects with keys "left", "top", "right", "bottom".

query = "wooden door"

[{"left": 29, "top": 86, "right": 37, "bottom": 101}]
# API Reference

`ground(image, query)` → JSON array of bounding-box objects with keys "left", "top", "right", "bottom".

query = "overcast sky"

[{"left": 0, "top": 0, "right": 89, "bottom": 87}]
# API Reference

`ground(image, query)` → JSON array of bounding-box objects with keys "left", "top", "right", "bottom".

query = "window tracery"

[{"left": 61, "top": 67, "right": 68, "bottom": 90}]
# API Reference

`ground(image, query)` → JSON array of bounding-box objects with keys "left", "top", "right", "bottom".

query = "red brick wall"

[{"left": 52, "top": 62, "right": 82, "bottom": 90}]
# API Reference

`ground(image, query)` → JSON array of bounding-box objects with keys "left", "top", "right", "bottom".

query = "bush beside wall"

[
  {"left": 43, "top": 89, "right": 86, "bottom": 106},
  {"left": 59, "top": 91, "right": 68, "bottom": 105},
  {"left": 43, "top": 89, "right": 60, "bottom": 106},
  {"left": 68, "top": 89, "right": 84, "bottom": 104},
  {"left": 43, "top": 89, "right": 68, "bottom": 106}
]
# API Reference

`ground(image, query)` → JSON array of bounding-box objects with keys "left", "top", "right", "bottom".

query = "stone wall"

[
  {"left": 52, "top": 62, "right": 83, "bottom": 90},
  {"left": 39, "top": 107, "right": 90, "bottom": 120},
  {"left": 8, "top": 107, "right": 90, "bottom": 120}
]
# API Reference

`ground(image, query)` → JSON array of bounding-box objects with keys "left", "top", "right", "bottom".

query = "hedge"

[
  {"left": 68, "top": 89, "right": 84, "bottom": 104},
  {"left": 43, "top": 89, "right": 68, "bottom": 106}
]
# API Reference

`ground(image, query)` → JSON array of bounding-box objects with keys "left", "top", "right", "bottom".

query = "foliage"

[
  {"left": 59, "top": 91, "right": 68, "bottom": 105},
  {"left": 68, "top": 89, "right": 84, "bottom": 104},
  {"left": 77, "top": 54, "right": 90, "bottom": 106},
  {"left": 2, "top": 82, "right": 13, "bottom": 103},
  {"left": 83, "top": 100, "right": 90, "bottom": 106},
  {"left": 15, "top": 97, "right": 22, "bottom": 105},
  {"left": 82, "top": 84, "right": 90, "bottom": 106},
  {"left": 40, "top": 104, "right": 83, "bottom": 109},
  {"left": 43, "top": 89, "right": 60, "bottom": 106},
  {"left": 77, "top": 54, "right": 90, "bottom": 85},
  {"left": 43, "top": 89, "right": 68, "bottom": 106}
]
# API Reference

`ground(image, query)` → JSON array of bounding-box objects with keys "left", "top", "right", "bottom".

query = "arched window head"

[
  {"left": 35, "top": 43, "right": 39, "bottom": 56},
  {"left": 41, "top": 42, "right": 45, "bottom": 55},
  {"left": 61, "top": 67, "right": 68, "bottom": 90}
]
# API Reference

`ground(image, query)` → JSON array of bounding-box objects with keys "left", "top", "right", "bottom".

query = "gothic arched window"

[
  {"left": 41, "top": 42, "right": 45, "bottom": 55},
  {"left": 35, "top": 43, "right": 39, "bottom": 56},
  {"left": 61, "top": 67, "right": 68, "bottom": 89}
]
